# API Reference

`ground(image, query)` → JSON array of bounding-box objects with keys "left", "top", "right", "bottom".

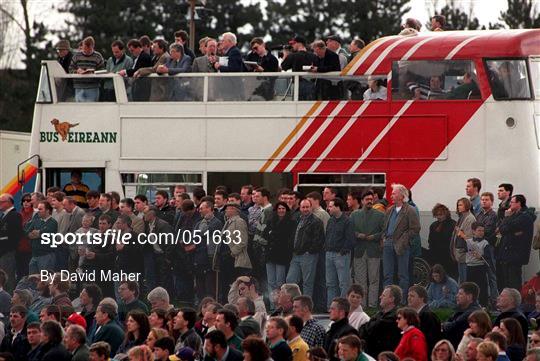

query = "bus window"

[
  {"left": 126, "top": 76, "right": 204, "bottom": 102},
  {"left": 55, "top": 76, "right": 117, "bottom": 102},
  {"left": 37, "top": 64, "right": 52, "bottom": 103},
  {"left": 485, "top": 59, "right": 532, "bottom": 100},
  {"left": 528, "top": 57, "right": 540, "bottom": 99},
  {"left": 392, "top": 60, "right": 479, "bottom": 100},
  {"left": 298, "top": 74, "right": 387, "bottom": 101}
]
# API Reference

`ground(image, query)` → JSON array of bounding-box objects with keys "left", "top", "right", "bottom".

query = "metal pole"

[{"left": 189, "top": 0, "right": 195, "bottom": 51}]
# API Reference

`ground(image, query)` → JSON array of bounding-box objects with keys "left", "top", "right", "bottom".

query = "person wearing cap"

[
  {"left": 281, "top": 35, "right": 318, "bottom": 100},
  {"left": 325, "top": 35, "right": 348, "bottom": 70},
  {"left": 55, "top": 39, "right": 73, "bottom": 73},
  {"left": 66, "top": 312, "right": 87, "bottom": 330},
  {"left": 217, "top": 202, "right": 251, "bottom": 300},
  {"left": 172, "top": 346, "right": 196, "bottom": 361}
]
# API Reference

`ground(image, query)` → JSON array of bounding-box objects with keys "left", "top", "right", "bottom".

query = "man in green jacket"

[
  {"left": 64, "top": 324, "right": 90, "bottom": 361},
  {"left": 337, "top": 334, "right": 370, "bottom": 361},
  {"left": 350, "top": 190, "right": 385, "bottom": 308},
  {"left": 90, "top": 303, "right": 125, "bottom": 356},
  {"left": 24, "top": 201, "right": 58, "bottom": 274}
]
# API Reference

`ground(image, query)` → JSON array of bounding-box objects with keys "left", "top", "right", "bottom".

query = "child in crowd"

[{"left": 465, "top": 222, "right": 490, "bottom": 306}]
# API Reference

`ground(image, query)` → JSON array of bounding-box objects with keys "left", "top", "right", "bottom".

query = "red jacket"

[
  {"left": 395, "top": 326, "right": 428, "bottom": 361},
  {"left": 521, "top": 275, "right": 540, "bottom": 306}
]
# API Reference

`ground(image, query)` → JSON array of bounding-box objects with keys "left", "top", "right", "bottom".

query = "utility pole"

[{"left": 188, "top": 0, "right": 195, "bottom": 51}]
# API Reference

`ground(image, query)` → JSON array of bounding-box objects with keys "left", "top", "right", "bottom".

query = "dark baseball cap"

[
  {"left": 325, "top": 35, "right": 342, "bottom": 44},
  {"left": 289, "top": 35, "right": 307, "bottom": 45}
]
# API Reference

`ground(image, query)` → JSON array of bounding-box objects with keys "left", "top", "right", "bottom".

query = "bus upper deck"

[{"left": 13, "top": 29, "right": 540, "bottom": 211}]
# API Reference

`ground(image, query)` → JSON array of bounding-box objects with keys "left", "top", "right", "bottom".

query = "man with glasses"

[
  {"left": 0, "top": 193, "right": 23, "bottom": 291},
  {"left": 246, "top": 37, "right": 279, "bottom": 100}
]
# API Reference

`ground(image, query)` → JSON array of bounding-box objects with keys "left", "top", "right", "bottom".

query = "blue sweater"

[{"left": 427, "top": 277, "right": 459, "bottom": 309}]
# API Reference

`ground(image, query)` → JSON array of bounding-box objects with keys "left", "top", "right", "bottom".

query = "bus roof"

[{"left": 344, "top": 29, "right": 540, "bottom": 76}]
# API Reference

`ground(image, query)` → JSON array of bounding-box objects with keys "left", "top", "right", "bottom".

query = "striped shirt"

[{"left": 69, "top": 50, "right": 105, "bottom": 88}]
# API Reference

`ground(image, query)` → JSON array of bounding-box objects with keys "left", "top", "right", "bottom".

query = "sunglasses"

[{"left": 23, "top": 199, "right": 31, "bottom": 202}]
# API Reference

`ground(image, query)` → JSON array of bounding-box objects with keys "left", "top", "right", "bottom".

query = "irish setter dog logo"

[{"left": 51, "top": 118, "right": 79, "bottom": 141}]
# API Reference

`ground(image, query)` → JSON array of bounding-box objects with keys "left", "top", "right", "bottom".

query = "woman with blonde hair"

[
  {"left": 128, "top": 344, "right": 154, "bottom": 361},
  {"left": 145, "top": 327, "right": 169, "bottom": 350},
  {"left": 431, "top": 339, "right": 456, "bottom": 361},
  {"left": 476, "top": 341, "right": 499, "bottom": 361}
]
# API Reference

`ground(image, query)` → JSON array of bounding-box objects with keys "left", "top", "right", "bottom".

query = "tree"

[
  {"left": 265, "top": 0, "right": 410, "bottom": 48},
  {"left": 344, "top": 0, "right": 411, "bottom": 41},
  {"left": 429, "top": 0, "right": 482, "bottom": 30},
  {"left": 0, "top": 1, "right": 52, "bottom": 131},
  {"left": 500, "top": 0, "right": 540, "bottom": 28},
  {"left": 59, "top": 0, "right": 264, "bottom": 57}
]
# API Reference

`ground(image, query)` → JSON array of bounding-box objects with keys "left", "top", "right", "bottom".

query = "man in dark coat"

[
  {"left": 214, "top": 32, "right": 245, "bottom": 101},
  {"left": 442, "top": 282, "right": 481, "bottom": 349},
  {"left": 204, "top": 330, "right": 243, "bottom": 361},
  {"left": 144, "top": 206, "right": 174, "bottom": 293},
  {"left": 0, "top": 193, "right": 23, "bottom": 291},
  {"left": 497, "top": 194, "right": 536, "bottom": 290},
  {"left": 90, "top": 303, "right": 125, "bottom": 356},
  {"left": 493, "top": 288, "right": 529, "bottom": 343},
  {"left": 358, "top": 285, "right": 402, "bottom": 357},
  {"left": 214, "top": 32, "right": 245, "bottom": 73},
  {"left": 324, "top": 298, "right": 358, "bottom": 361},
  {"left": 0, "top": 305, "right": 31, "bottom": 361},
  {"left": 40, "top": 320, "right": 72, "bottom": 361},
  {"left": 119, "top": 38, "right": 153, "bottom": 101},
  {"left": 407, "top": 285, "right": 442, "bottom": 353},
  {"left": 310, "top": 40, "right": 342, "bottom": 100}
]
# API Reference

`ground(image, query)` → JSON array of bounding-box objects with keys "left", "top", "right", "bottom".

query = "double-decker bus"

[{"left": 5, "top": 29, "right": 540, "bottom": 278}]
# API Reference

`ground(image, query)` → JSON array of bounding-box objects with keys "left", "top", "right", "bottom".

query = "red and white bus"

[{"left": 4, "top": 29, "right": 540, "bottom": 277}]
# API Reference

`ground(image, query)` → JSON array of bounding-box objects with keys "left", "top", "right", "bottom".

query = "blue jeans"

[
  {"left": 29, "top": 253, "right": 56, "bottom": 274},
  {"left": 286, "top": 253, "right": 318, "bottom": 297},
  {"left": 326, "top": 251, "right": 351, "bottom": 307},
  {"left": 75, "top": 88, "right": 100, "bottom": 102},
  {"left": 266, "top": 262, "right": 287, "bottom": 293},
  {"left": 383, "top": 240, "right": 410, "bottom": 294}
]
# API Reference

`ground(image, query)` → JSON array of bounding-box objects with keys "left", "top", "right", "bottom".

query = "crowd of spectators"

[
  {"left": 0, "top": 167, "right": 539, "bottom": 361},
  {"left": 54, "top": 15, "right": 472, "bottom": 103}
]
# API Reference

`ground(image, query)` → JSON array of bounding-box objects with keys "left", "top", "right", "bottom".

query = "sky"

[{"left": 0, "top": 0, "right": 535, "bottom": 69}]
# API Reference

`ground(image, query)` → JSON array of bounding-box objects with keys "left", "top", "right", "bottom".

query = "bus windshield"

[{"left": 485, "top": 59, "right": 532, "bottom": 100}]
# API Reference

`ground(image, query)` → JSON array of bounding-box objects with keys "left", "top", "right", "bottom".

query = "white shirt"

[
  {"left": 363, "top": 86, "right": 387, "bottom": 100},
  {"left": 348, "top": 305, "right": 370, "bottom": 329}
]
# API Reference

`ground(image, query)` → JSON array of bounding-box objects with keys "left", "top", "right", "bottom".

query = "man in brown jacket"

[{"left": 382, "top": 184, "right": 420, "bottom": 294}]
